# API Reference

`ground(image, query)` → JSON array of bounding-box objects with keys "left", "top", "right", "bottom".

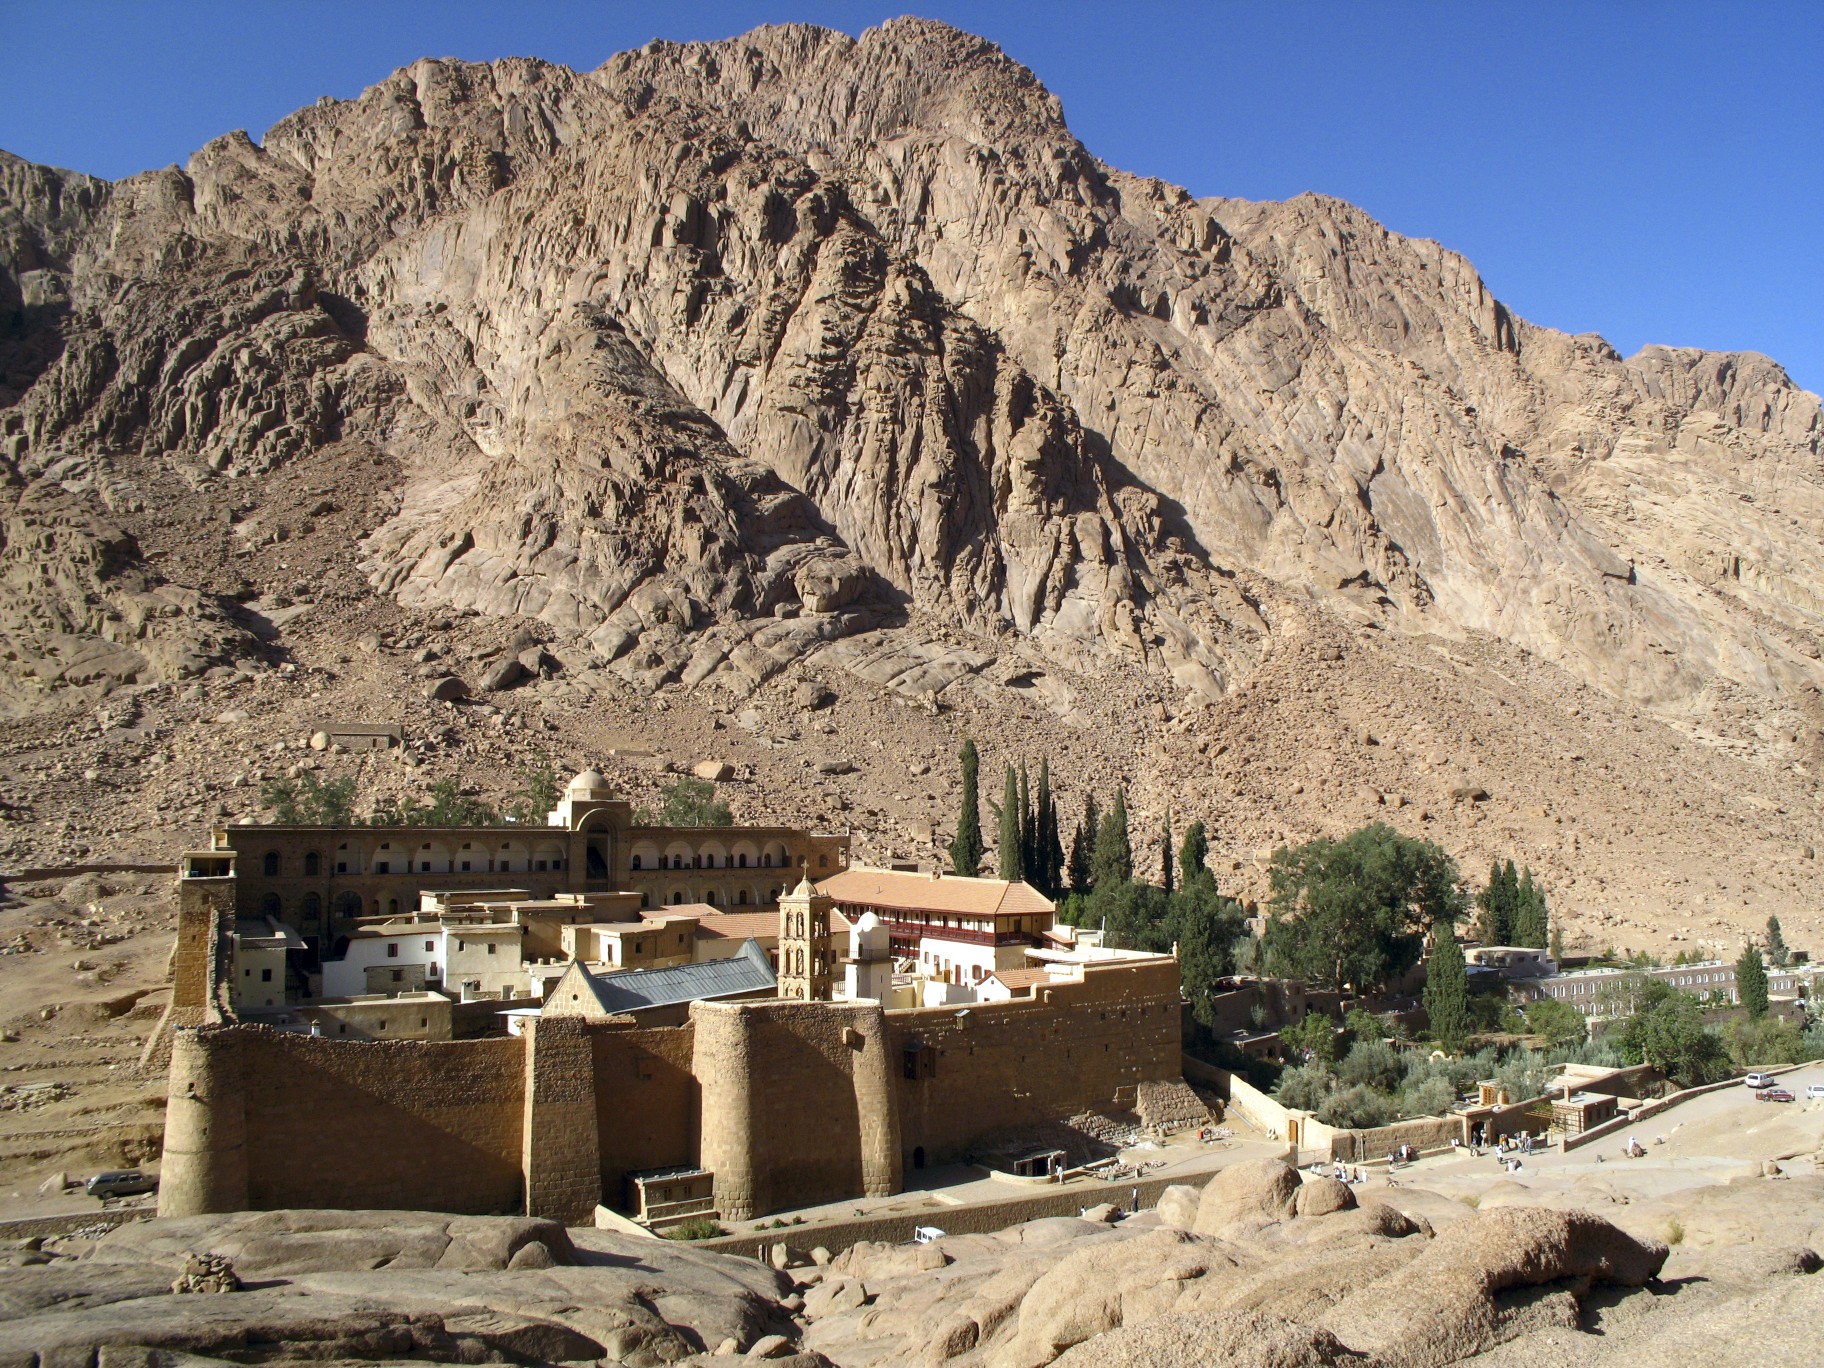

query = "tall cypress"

[
  {"left": 1514, "top": 867, "right": 1547, "bottom": 948},
  {"left": 1767, "top": 915, "right": 1789, "bottom": 968},
  {"left": 1065, "top": 813, "right": 1087, "bottom": 901},
  {"left": 949, "top": 739, "right": 983, "bottom": 877},
  {"left": 1737, "top": 943, "right": 1769, "bottom": 1019},
  {"left": 999, "top": 764, "right": 1024, "bottom": 883},
  {"left": 1180, "top": 820, "right": 1210, "bottom": 888},
  {"left": 1161, "top": 808, "right": 1174, "bottom": 896},
  {"left": 1036, "top": 759, "right": 1063, "bottom": 897},
  {"left": 1424, "top": 923, "right": 1470, "bottom": 1051},
  {"left": 1093, "top": 788, "right": 1132, "bottom": 887},
  {"left": 1017, "top": 763, "right": 1033, "bottom": 884}
]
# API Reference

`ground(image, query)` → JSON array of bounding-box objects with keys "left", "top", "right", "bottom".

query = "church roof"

[
  {"left": 817, "top": 867, "right": 1054, "bottom": 919},
  {"left": 544, "top": 941, "right": 776, "bottom": 1017}
]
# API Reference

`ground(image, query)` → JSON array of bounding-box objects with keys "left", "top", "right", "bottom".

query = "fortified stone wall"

[
  {"left": 591, "top": 1020, "right": 699, "bottom": 1209},
  {"left": 694, "top": 999, "right": 900, "bottom": 1220},
  {"left": 161, "top": 1025, "right": 527, "bottom": 1217},
  {"left": 889, "top": 959, "right": 1183, "bottom": 1166}
]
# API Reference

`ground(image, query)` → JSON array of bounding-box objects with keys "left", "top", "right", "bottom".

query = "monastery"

[{"left": 157, "top": 771, "right": 1193, "bottom": 1227}]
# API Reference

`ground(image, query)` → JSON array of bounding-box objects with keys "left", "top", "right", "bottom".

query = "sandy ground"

[{"left": 0, "top": 872, "right": 174, "bottom": 1221}]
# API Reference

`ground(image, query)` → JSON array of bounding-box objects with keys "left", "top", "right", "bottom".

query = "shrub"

[
  {"left": 665, "top": 1217, "right": 725, "bottom": 1240},
  {"left": 1316, "top": 1084, "right": 1397, "bottom": 1130},
  {"left": 1401, "top": 1074, "right": 1456, "bottom": 1118},
  {"left": 1337, "top": 1039, "right": 1405, "bottom": 1093},
  {"left": 1273, "top": 1063, "right": 1335, "bottom": 1112}
]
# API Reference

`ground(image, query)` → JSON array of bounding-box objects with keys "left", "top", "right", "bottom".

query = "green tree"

[
  {"left": 1092, "top": 789, "right": 1133, "bottom": 888},
  {"left": 1161, "top": 809, "right": 1175, "bottom": 897},
  {"left": 1767, "top": 915, "right": 1790, "bottom": 968},
  {"left": 1263, "top": 823, "right": 1465, "bottom": 994},
  {"left": 1725, "top": 1014, "right": 1808, "bottom": 1066},
  {"left": 1512, "top": 868, "right": 1548, "bottom": 948},
  {"left": 1180, "top": 820, "right": 1210, "bottom": 889},
  {"left": 1615, "top": 984, "right": 1730, "bottom": 1087},
  {"left": 1423, "top": 926, "right": 1471, "bottom": 1051},
  {"left": 1549, "top": 924, "right": 1566, "bottom": 964},
  {"left": 1034, "top": 759, "right": 1064, "bottom": 897},
  {"left": 1169, "top": 878, "right": 1245, "bottom": 1026},
  {"left": 1476, "top": 860, "right": 1516, "bottom": 944},
  {"left": 1092, "top": 878, "right": 1171, "bottom": 953},
  {"left": 1522, "top": 996, "right": 1587, "bottom": 1049},
  {"left": 506, "top": 764, "right": 561, "bottom": 825},
  {"left": 1736, "top": 943, "right": 1769, "bottom": 1019},
  {"left": 425, "top": 778, "right": 501, "bottom": 826},
  {"left": 1069, "top": 794, "right": 1099, "bottom": 895},
  {"left": 260, "top": 773, "right": 357, "bottom": 825},
  {"left": 1017, "top": 764, "right": 1034, "bottom": 883},
  {"left": 950, "top": 740, "right": 984, "bottom": 877},
  {"left": 998, "top": 764, "right": 1024, "bottom": 883},
  {"left": 1280, "top": 1011, "right": 1339, "bottom": 1064},
  {"left": 656, "top": 777, "right": 731, "bottom": 827}
]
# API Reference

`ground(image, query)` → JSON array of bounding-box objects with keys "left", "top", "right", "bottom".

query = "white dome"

[
  {"left": 856, "top": 911, "right": 880, "bottom": 933},
  {"left": 567, "top": 769, "right": 611, "bottom": 796}
]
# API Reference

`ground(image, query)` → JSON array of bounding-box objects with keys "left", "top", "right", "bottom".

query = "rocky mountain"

[{"left": 1, "top": 19, "right": 1819, "bottom": 941}]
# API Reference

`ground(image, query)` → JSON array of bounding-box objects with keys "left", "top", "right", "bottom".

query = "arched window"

[
  {"left": 762, "top": 852, "right": 773, "bottom": 868},
  {"left": 705, "top": 890, "right": 718, "bottom": 906},
  {"left": 738, "top": 889, "right": 749, "bottom": 905},
  {"left": 260, "top": 893, "right": 281, "bottom": 917},
  {"left": 631, "top": 854, "right": 643, "bottom": 870},
  {"left": 386, "top": 898, "right": 400, "bottom": 917},
  {"left": 262, "top": 851, "right": 280, "bottom": 877},
  {"left": 303, "top": 852, "right": 320, "bottom": 877},
  {"left": 301, "top": 893, "right": 322, "bottom": 926}
]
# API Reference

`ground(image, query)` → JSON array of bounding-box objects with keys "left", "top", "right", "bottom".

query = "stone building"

[
  {"left": 191, "top": 770, "right": 848, "bottom": 949},
  {"left": 776, "top": 877, "right": 834, "bottom": 1002},
  {"left": 818, "top": 867, "right": 1056, "bottom": 991}
]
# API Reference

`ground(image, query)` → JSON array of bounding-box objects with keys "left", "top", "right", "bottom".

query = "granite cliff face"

[{"left": 1, "top": 19, "right": 1820, "bottom": 930}]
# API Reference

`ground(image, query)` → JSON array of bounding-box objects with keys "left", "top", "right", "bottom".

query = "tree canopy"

[
  {"left": 950, "top": 740, "right": 983, "bottom": 877},
  {"left": 1263, "top": 824, "right": 1465, "bottom": 994},
  {"left": 1423, "top": 927, "right": 1470, "bottom": 1051},
  {"left": 1736, "top": 943, "right": 1769, "bottom": 1019}
]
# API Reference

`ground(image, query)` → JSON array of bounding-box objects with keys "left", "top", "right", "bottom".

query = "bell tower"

[{"left": 777, "top": 872, "right": 833, "bottom": 1002}]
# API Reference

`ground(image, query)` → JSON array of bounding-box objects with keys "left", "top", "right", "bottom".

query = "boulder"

[
  {"left": 816, "top": 760, "right": 856, "bottom": 776},
  {"left": 478, "top": 658, "right": 527, "bottom": 692},
  {"left": 424, "top": 676, "right": 468, "bottom": 702},
  {"left": 308, "top": 731, "right": 329, "bottom": 751},
  {"left": 696, "top": 761, "right": 736, "bottom": 782},
  {"left": 1154, "top": 1184, "right": 1201, "bottom": 1231},
  {"left": 801, "top": 1275, "right": 868, "bottom": 1320},
  {"left": 1051, "top": 1310, "right": 1355, "bottom": 1368},
  {"left": 1320, "top": 1206, "right": 1668, "bottom": 1367},
  {"left": 1292, "top": 1177, "right": 1357, "bottom": 1218},
  {"left": 1191, "top": 1159, "right": 1301, "bottom": 1235},
  {"left": 795, "top": 681, "right": 837, "bottom": 711},
  {"left": 517, "top": 646, "right": 558, "bottom": 676},
  {"left": 1080, "top": 1203, "right": 1121, "bottom": 1224}
]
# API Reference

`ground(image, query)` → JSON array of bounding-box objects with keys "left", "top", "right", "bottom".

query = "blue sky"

[{"left": 5, "top": 1, "right": 1819, "bottom": 394}]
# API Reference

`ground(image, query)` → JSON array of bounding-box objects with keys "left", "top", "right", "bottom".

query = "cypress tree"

[
  {"left": 1424, "top": 924, "right": 1470, "bottom": 1051},
  {"left": 1737, "top": 943, "right": 1769, "bottom": 1019},
  {"left": 1161, "top": 809, "right": 1174, "bottom": 896},
  {"left": 949, "top": 740, "right": 983, "bottom": 877},
  {"left": 999, "top": 764, "right": 1024, "bottom": 883},
  {"left": 1180, "top": 820, "right": 1210, "bottom": 888},
  {"left": 1514, "top": 867, "right": 1547, "bottom": 948},
  {"left": 1093, "top": 788, "right": 1133, "bottom": 887},
  {"left": 1068, "top": 808, "right": 1094, "bottom": 896},
  {"left": 1036, "top": 760, "right": 1064, "bottom": 897},
  {"left": 1549, "top": 923, "right": 1565, "bottom": 964},
  {"left": 1017, "top": 763, "right": 1034, "bottom": 883},
  {"left": 1767, "top": 915, "right": 1790, "bottom": 968}
]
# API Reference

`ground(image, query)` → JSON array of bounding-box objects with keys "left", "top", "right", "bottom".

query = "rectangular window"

[
  {"left": 460, "top": 861, "right": 471, "bottom": 872},
  {"left": 420, "top": 862, "right": 430, "bottom": 873},
  {"left": 391, "top": 969, "right": 402, "bottom": 982},
  {"left": 261, "top": 968, "right": 272, "bottom": 982},
  {"left": 535, "top": 859, "right": 547, "bottom": 871},
  {"left": 487, "top": 943, "right": 496, "bottom": 955},
  {"left": 375, "top": 861, "right": 390, "bottom": 874},
  {"left": 387, "top": 944, "right": 399, "bottom": 958},
  {"left": 336, "top": 862, "right": 348, "bottom": 874},
  {"left": 424, "top": 941, "right": 434, "bottom": 952}
]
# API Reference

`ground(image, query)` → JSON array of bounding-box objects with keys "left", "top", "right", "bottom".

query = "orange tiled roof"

[
  {"left": 987, "top": 967, "right": 1050, "bottom": 992},
  {"left": 693, "top": 911, "right": 782, "bottom": 941},
  {"left": 817, "top": 867, "right": 1054, "bottom": 919}
]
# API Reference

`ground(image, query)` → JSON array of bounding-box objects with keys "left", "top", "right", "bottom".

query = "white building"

[{"left": 319, "top": 915, "right": 526, "bottom": 1000}]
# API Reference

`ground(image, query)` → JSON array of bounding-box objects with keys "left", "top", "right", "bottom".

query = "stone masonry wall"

[
  {"left": 590, "top": 1021, "right": 699, "bottom": 1209},
  {"left": 889, "top": 958, "right": 1183, "bottom": 1167},
  {"left": 236, "top": 1029, "right": 526, "bottom": 1213},
  {"left": 522, "top": 1015, "right": 601, "bottom": 1223}
]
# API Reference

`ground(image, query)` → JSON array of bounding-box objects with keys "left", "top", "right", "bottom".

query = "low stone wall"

[
  {"left": 1330, "top": 1114, "right": 1467, "bottom": 1163},
  {"left": 1563, "top": 1063, "right": 1811, "bottom": 1152},
  {"left": 0, "top": 1208, "right": 152, "bottom": 1241},
  {"left": 697, "top": 1168, "right": 1225, "bottom": 1261}
]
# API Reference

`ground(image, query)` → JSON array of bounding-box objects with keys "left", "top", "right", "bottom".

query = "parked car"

[
  {"left": 1806, "top": 1084, "right": 1824, "bottom": 1101},
  {"left": 1743, "top": 1072, "right": 1776, "bottom": 1089},
  {"left": 85, "top": 1169, "right": 156, "bottom": 1199},
  {"left": 1756, "top": 1089, "right": 1795, "bottom": 1103}
]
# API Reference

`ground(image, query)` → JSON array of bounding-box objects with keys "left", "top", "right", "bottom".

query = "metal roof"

[{"left": 587, "top": 939, "right": 777, "bottom": 1013}]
